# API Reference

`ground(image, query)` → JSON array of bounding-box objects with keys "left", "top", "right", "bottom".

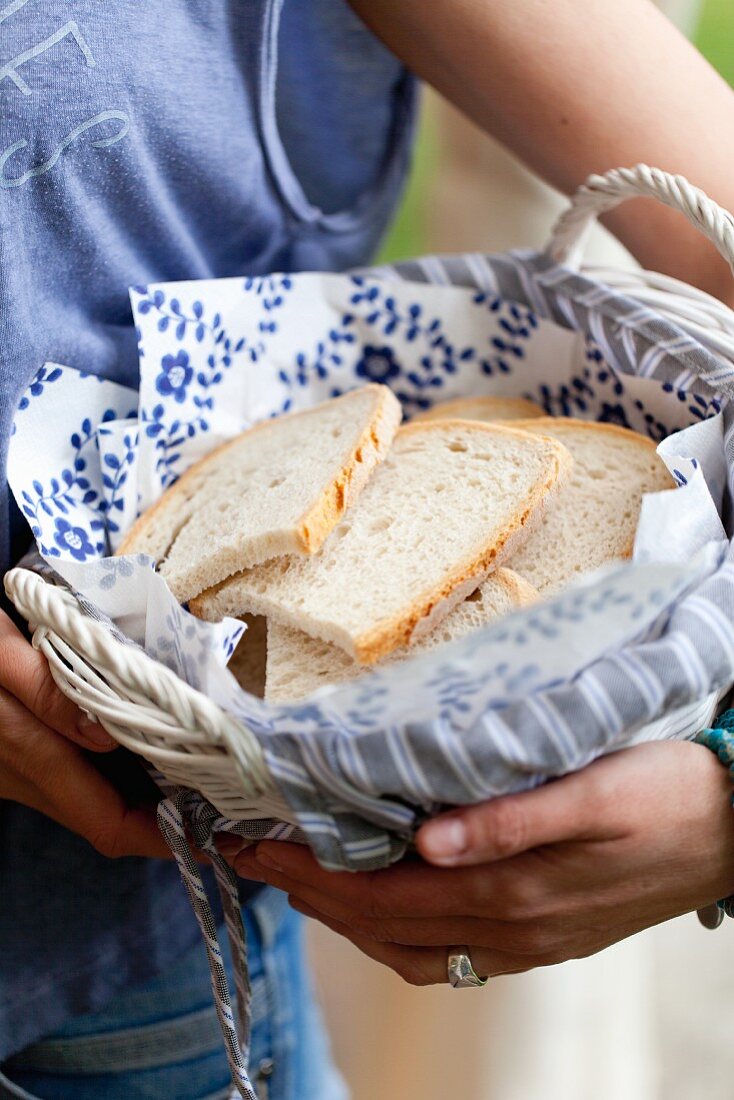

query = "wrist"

[{"left": 693, "top": 721, "right": 734, "bottom": 908}]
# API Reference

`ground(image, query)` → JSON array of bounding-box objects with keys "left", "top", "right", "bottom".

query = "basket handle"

[{"left": 546, "top": 164, "right": 734, "bottom": 274}]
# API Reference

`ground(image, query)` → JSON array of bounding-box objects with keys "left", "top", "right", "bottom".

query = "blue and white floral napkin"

[{"left": 6, "top": 269, "right": 728, "bottom": 754}]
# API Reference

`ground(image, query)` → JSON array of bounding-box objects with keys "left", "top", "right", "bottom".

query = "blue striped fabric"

[
  {"left": 28, "top": 250, "right": 734, "bottom": 882},
  {"left": 237, "top": 250, "right": 734, "bottom": 871},
  {"left": 138, "top": 249, "right": 734, "bottom": 1098}
]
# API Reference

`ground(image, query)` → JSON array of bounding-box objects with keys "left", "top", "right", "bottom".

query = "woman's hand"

[
  {"left": 224, "top": 741, "right": 734, "bottom": 984},
  {"left": 0, "top": 610, "right": 170, "bottom": 859}
]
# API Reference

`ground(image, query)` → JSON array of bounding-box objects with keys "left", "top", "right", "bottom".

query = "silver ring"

[
  {"left": 447, "top": 946, "right": 489, "bottom": 988},
  {"left": 697, "top": 903, "right": 725, "bottom": 930}
]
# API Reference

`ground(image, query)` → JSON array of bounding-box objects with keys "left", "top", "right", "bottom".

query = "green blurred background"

[
  {"left": 380, "top": 0, "right": 734, "bottom": 264},
  {"left": 697, "top": 0, "right": 734, "bottom": 84}
]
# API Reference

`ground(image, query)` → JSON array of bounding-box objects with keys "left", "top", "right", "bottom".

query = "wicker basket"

[
  {"left": 6, "top": 164, "right": 734, "bottom": 825},
  {"left": 8, "top": 163, "right": 734, "bottom": 1100}
]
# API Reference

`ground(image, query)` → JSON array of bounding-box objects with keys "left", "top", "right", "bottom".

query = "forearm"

[{"left": 351, "top": 0, "right": 734, "bottom": 303}]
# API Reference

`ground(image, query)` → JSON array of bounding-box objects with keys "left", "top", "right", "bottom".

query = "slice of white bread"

[
  {"left": 227, "top": 614, "right": 268, "bottom": 698},
  {"left": 506, "top": 418, "right": 675, "bottom": 594},
  {"left": 117, "top": 384, "right": 402, "bottom": 603},
  {"left": 265, "top": 568, "right": 539, "bottom": 702},
  {"left": 416, "top": 395, "right": 543, "bottom": 423},
  {"left": 191, "top": 420, "right": 571, "bottom": 664}
]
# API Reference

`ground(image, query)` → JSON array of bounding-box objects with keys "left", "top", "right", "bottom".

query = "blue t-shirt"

[{"left": 0, "top": 0, "right": 415, "bottom": 1057}]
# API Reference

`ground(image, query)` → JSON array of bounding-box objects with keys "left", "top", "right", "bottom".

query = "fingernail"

[
  {"left": 421, "top": 818, "right": 468, "bottom": 862},
  {"left": 256, "top": 849, "right": 282, "bottom": 872},
  {"left": 218, "top": 837, "right": 240, "bottom": 850},
  {"left": 77, "top": 716, "right": 116, "bottom": 748},
  {"left": 216, "top": 836, "right": 243, "bottom": 857},
  {"left": 235, "top": 859, "right": 264, "bottom": 883},
  {"left": 216, "top": 840, "right": 242, "bottom": 858}
]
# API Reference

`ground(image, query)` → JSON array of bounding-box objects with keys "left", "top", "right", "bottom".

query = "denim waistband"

[
  {"left": 5, "top": 887, "right": 290, "bottom": 1078},
  {"left": 0, "top": 1070, "right": 231, "bottom": 1100},
  {"left": 4, "top": 993, "right": 266, "bottom": 1077}
]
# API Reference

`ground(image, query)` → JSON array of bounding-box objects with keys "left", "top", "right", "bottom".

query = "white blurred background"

[{"left": 305, "top": 2, "right": 734, "bottom": 1098}]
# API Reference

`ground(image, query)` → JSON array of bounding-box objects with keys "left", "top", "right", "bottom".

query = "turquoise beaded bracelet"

[{"left": 695, "top": 709, "right": 734, "bottom": 928}]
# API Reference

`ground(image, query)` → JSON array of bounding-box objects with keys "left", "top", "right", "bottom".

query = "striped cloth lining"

[{"left": 249, "top": 250, "right": 734, "bottom": 871}]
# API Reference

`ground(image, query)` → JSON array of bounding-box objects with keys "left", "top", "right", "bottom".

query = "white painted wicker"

[
  {"left": 3, "top": 566, "right": 293, "bottom": 822},
  {"left": 6, "top": 164, "right": 734, "bottom": 820},
  {"left": 547, "top": 165, "right": 734, "bottom": 366}
]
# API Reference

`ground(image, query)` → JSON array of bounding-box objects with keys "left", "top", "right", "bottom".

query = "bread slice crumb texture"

[
  {"left": 416, "top": 395, "right": 544, "bottom": 423},
  {"left": 191, "top": 421, "right": 571, "bottom": 664},
  {"left": 506, "top": 418, "right": 676, "bottom": 594},
  {"left": 265, "top": 568, "right": 539, "bottom": 702},
  {"left": 117, "top": 384, "right": 401, "bottom": 603}
]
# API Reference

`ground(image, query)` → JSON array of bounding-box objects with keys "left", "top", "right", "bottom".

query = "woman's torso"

[{"left": 0, "top": 0, "right": 415, "bottom": 1058}]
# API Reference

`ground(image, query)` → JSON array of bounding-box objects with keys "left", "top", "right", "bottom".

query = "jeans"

[{"left": 0, "top": 889, "right": 347, "bottom": 1100}]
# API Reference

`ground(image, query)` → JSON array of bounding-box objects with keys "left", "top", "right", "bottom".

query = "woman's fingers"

[
  {"left": 1, "top": 689, "right": 170, "bottom": 859},
  {"left": 234, "top": 842, "right": 630, "bottom": 960},
  {"left": 47, "top": 756, "right": 172, "bottom": 859},
  {"left": 233, "top": 841, "right": 532, "bottom": 920},
  {"left": 216, "top": 834, "right": 250, "bottom": 862},
  {"left": 289, "top": 898, "right": 530, "bottom": 985},
  {"left": 417, "top": 764, "right": 614, "bottom": 867},
  {"left": 301, "top": 903, "right": 572, "bottom": 953},
  {"left": 43, "top": 750, "right": 171, "bottom": 859},
  {"left": 0, "top": 612, "right": 116, "bottom": 751},
  {"left": 233, "top": 846, "right": 596, "bottom": 955}
]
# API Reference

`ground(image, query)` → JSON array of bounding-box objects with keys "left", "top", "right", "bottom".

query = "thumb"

[{"left": 417, "top": 775, "right": 593, "bottom": 867}]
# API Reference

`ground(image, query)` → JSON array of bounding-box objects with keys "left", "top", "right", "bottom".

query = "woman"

[{"left": 2, "top": 1, "right": 734, "bottom": 1097}]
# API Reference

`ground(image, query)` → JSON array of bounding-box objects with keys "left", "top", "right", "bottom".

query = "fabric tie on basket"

[
  {"left": 155, "top": 786, "right": 258, "bottom": 1100},
  {"left": 151, "top": 766, "right": 318, "bottom": 1100}
]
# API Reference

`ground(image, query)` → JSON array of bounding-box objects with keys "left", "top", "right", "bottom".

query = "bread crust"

[
  {"left": 511, "top": 416, "right": 675, "bottom": 462},
  {"left": 509, "top": 416, "right": 676, "bottom": 561},
  {"left": 264, "top": 567, "right": 541, "bottom": 703},
  {"left": 117, "top": 385, "right": 401, "bottom": 595},
  {"left": 192, "top": 420, "right": 573, "bottom": 665},
  {"left": 415, "top": 395, "right": 543, "bottom": 422},
  {"left": 349, "top": 423, "right": 571, "bottom": 663},
  {"left": 294, "top": 385, "right": 402, "bottom": 553},
  {"left": 494, "top": 567, "right": 541, "bottom": 609}
]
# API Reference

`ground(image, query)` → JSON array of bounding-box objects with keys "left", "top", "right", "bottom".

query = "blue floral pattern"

[
  {"left": 355, "top": 345, "right": 401, "bottom": 385},
  {"left": 133, "top": 279, "right": 293, "bottom": 495},
  {"left": 98, "top": 421, "right": 140, "bottom": 547},
  {"left": 53, "top": 518, "right": 95, "bottom": 561},
  {"left": 155, "top": 350, "right": 193, "bottom": 404},
  {"left": 473, "top": 293, "right": 538, "bottom": 377},
  {"left": 344, "top": 278, "right": 478, "bottom": 413},
  {"left": 17, "top": 364, "right": 63, "bottom": 412},
  {"left": 17, "top": 410, "right": 115, "bottom": 558}
]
